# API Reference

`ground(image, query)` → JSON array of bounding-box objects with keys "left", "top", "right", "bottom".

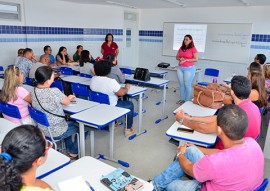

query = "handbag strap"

[
  {"left": 196, "top": 91, "right": 215, "bottom": 108},
  {"left": 34, "top": 87, "right": 65, "bottom": 119}
]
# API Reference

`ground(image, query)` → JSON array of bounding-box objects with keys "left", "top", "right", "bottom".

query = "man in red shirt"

[{"left": 101, "top": 33, "right": 119, "bottom": 59}]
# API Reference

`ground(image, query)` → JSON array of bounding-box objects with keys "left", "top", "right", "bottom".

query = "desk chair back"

[
  {"left": 25, "top": 77, "right": 33, "bottom": 86},
  {"left": 254, "top": 178, "right": 269, "bottom": 191},
  {"left": 198, "top": 68, "right": 220, "bottom": 86},
  {"left": 80, "top": 73, "right": 92, "bottom": 78},
  {"left": 0, "top": 66, "right": 4, "bottom": 71},
  {"left": 89, "top": 91, "right": 110, "bottom": 105},
  {"left": 120, "top": 68, "right": 132, "bottom": 75},
  {"left": 50, "top": 80, "right": 64, "bottom": 92},
  {"left": 60, "top": 67, "right": 73, "bottom": 75},
  {"left": 0, "top": 102, "right": 22, "bottom": 123},
  {"left": 71, "top": 83, "right": 89, "bottom": 99}
]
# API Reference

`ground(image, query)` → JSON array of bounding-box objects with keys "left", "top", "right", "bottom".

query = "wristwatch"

[
  {"left": 176, "top": 151, "right": 185, "bottom": 158},
  {"left": 178, "top": 118, "right": 184, "bottom": 125}
]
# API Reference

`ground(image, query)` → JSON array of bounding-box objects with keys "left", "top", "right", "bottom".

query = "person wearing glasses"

[
  {"left": 0, "top": 125, "right": 53, "bottom": 191},
  {"left": 40, "top": 45, "right": 56, "bottom": 66},
  {"left": 0, "top": 66, "right": 34, "bottom": 125}
]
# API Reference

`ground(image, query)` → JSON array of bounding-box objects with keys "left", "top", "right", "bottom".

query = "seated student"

[
  {"left": 263, "top": 63, "right": 270, "bottom": 95},
  {"left": 89, "top": 60, "right": 135, "bottom": 135},
  {"left": 0, "top": 125, "right": 53, "bottom": 191},
  {"left": 106, "top": 54, "right": 125, "bottom": 84},
  {"left": 40, "top": 45, "right": 56, "bottom": 66},
  {"left": 248, "top": 62, "right": 267, "bottom": 108},
  {"left": 16, "top": 48, "right": 39, "bottom": 81},
  {"left": 14, "top": 48, "right": 24, "bottom": 66},
  {"left": 73, "top": 45, "right": 83, "bottom": 62},
  {"left": 32, "top": 66, "right": 79, "bottom": 159},
  {"left": 0, "top": 66, "right": 34, "bottom": 125},
  {"left": 153, "top": 105, "right": 264, "bottom": 191},
  {"left": 79, "top": 49, "right": 95, "bottom": 76},
  {"left": 56, "top": 46, "right": 77, "bottom": 66},
  {"left": 254, "top": 53, "right": 266, "bottom": 65},
  {"left": 176, "top": 76, "right": 261, "bottom": 150}
]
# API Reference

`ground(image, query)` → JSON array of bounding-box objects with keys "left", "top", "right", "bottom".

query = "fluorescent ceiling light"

[
  {"left": 163, "top": 0, "right": 186, "bottom": 7},
  {"left": 106, "top": 1, "right": 137, "bottom": 9}
]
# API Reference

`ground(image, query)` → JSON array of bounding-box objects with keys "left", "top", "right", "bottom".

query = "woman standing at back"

[{"left": 176, "top": 34, "right": 198, "bottom": 105}]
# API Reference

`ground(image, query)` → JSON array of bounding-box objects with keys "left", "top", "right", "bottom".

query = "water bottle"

[{"left": 213, "top": 77, "right": 218, "bottom": 83}]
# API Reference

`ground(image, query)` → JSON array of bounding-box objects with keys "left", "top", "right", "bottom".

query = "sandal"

[
  {"left": 176, "top": 100, "right": 185, "bottom": 105},
  {"left": 66, "top": 153, "right": 78, "bottom": 160}
]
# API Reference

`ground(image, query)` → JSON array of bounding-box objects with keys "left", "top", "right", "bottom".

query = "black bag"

[
  {"left": 134, "top": 68, "right": 151, "bottom": 81},
  {"left": 157, "top": 62, "right": 170, "bottom": 68}
]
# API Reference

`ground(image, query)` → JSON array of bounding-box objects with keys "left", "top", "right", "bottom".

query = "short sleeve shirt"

[
  {"left": 31, "top": 87, "right": 67, "bottom": 137},
  {"left": 107, "top": 66, "right": 125, "bottom": 84},
  {"left": 177, "top": 47, "right": 198, "bottom": 67},
  {"left": 17, "top": 57, "right": 33, "bottom": 80},
  {"left": 4, "top": 86, "right": 30, "bottom": 124},
  {"left": 194, "top": 138, "right": 264, "bottom": 191},
  {"left": 56, "top": 54, "right": 70, "bottom": 65},
  {"left": 89, "top": 76, "right": 121, "bottom": 106},
  {"left": 101, "top": 42, "right": 118, "bottom": 59}
]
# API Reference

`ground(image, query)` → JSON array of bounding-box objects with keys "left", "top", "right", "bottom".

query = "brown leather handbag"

[
  {"left": 193, "top": 84, "right": 225, "bottom": 109},
  {"left": 207, "top": 83, "right": 232, "bottom": 105}
]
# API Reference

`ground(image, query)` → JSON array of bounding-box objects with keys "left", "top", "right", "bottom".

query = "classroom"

[{"left": 0, "top": 0, "right": 270, "bottom": 190}]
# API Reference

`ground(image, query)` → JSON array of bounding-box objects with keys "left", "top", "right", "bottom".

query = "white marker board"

[{"left": 163, "top": 22, "right": 252, "bottom": 64}]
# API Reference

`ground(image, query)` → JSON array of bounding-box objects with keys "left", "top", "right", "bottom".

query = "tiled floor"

[{"left": 83, "top": 82, "right": 270, "bottom": 190}]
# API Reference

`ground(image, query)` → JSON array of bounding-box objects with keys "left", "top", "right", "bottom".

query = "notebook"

[{"left": 101, "top": 168, "right": 144, "bottom": 191}]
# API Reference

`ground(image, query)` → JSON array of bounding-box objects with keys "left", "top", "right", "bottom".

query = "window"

[{"left": 0, "top": 2, "right": 21, "bottom": 20}]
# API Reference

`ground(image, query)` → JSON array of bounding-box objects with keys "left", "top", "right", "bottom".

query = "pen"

[{"left": 85, "top": 180, "right": 95, "bottom": 191}]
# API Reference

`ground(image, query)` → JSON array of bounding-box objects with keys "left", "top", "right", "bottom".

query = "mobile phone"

[{"left": 177, "top": 127, "right": 194, "bottom": 134}]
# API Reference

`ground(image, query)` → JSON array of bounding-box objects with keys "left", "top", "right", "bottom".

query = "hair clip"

[{"left": 0, "top": 152, "right": 13, "bottom": 161}]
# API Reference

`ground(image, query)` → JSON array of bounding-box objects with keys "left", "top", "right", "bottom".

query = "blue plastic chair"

[
  {"left": 0, "top": 102, "right": 22, "bottom": 124},
  {"left": 25, "top": 77, "right": 33, "bottom": 86},
  {"left": 28, "top": 106, "right": 80, "bottom": 153},
  {"left": 80, "top": 73, "right": 92, "bottom": 78},
  {"left": 120, "top": 68, "right": 132, "bottom": 75},
  {"left": 71, "top": 83, "right": 89, "bottom": 99},
  {"left": 50, "top": 80, "right": 64, "bottom": 92},
  {"left": 60, "top": 67, "right": 73, "bottom": 75},
  {"left": 254, "top": 178, "right": 269, "bottom": 191},
  {"left": 198, "top": 68, "right": 219, "bottom": 86},
  {"left": 89, "top": 91, "right": 110, "bottom": 105}
]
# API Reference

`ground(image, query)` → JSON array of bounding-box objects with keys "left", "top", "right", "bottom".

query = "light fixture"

[
  {"left": 163, "top": 0, "right": 186, "bottom": 7},
  {"left": 106, "top": 1, "right": 137, "bottom": 9}
]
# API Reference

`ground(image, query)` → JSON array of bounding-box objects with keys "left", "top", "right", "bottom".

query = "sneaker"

[
  {"left": 176, "top": 100, "right": 185, "bottom": 105},
  {"left": 125, "top": 128, "right": 135, "bottom": 136}
]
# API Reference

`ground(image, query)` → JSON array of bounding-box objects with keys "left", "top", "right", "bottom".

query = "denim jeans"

[
  {"left": 116, "top": 100, "right": 134, "bottom": 128},
  {"left": 177, "top": 66, "right": 196, "bottom": 101},
  {"left": 53, "top": 121, "right": 79, "bottom": 154},
  {"left": 152, "top": 146, "right": 204, "bottom": 191}
]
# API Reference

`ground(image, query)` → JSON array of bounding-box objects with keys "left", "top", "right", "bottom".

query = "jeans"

[
  {"left": 53, "top": 121, "right": 79, "bottom": 154},
  {"left": 177, "top": 66, "right": 196, "bottom": 101},
  {"left": 152, "top": 146, "right": 204, "bottom": 191},
  {"left": 116, "top": 100, "right": 134, "bottom": 128}
]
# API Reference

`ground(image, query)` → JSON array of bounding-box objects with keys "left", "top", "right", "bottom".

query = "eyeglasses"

[{"left": 32, "top": 140, "right": 53, "bottom": 164}]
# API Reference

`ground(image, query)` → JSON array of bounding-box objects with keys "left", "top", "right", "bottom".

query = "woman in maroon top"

[{"left": 101, "top": 33, "right": 119, "bottom": 59}]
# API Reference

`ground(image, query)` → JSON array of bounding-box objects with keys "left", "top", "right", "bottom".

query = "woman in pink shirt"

[
  {"left": 176, "top": 35, "right": 198, "bottom": 105},
  {"left": 0, "top": 66, "right": 34, "bottom": 124}
]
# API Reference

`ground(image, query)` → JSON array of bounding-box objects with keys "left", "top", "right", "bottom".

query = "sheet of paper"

[{"left": 58, "top": 176, "right": 90, "bottom": 191}]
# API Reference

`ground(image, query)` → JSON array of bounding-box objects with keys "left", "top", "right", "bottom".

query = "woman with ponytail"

[{"left": 0, "top": 125, "right": 53, "bottom": 191}]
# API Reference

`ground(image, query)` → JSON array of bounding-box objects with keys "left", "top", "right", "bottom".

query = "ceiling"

[{"left": 58, "top": 0, "right": 270, "bottom": 9}]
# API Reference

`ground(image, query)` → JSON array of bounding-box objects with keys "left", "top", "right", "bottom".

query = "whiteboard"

[{"left": 163, "top": 22, "right": 252, "bottom": 64}]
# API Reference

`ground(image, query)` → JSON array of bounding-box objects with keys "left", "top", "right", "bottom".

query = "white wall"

[
  {"left": 139, "top": 6, "right": 270, "bottom": 82},
  {"left": 0, "top": 0, "right": 139, "bottom": 68}
]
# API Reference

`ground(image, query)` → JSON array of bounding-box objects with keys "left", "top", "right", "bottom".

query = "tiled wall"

[{"left": 0, "top": 25, "right": 124, "bottom": 67}]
